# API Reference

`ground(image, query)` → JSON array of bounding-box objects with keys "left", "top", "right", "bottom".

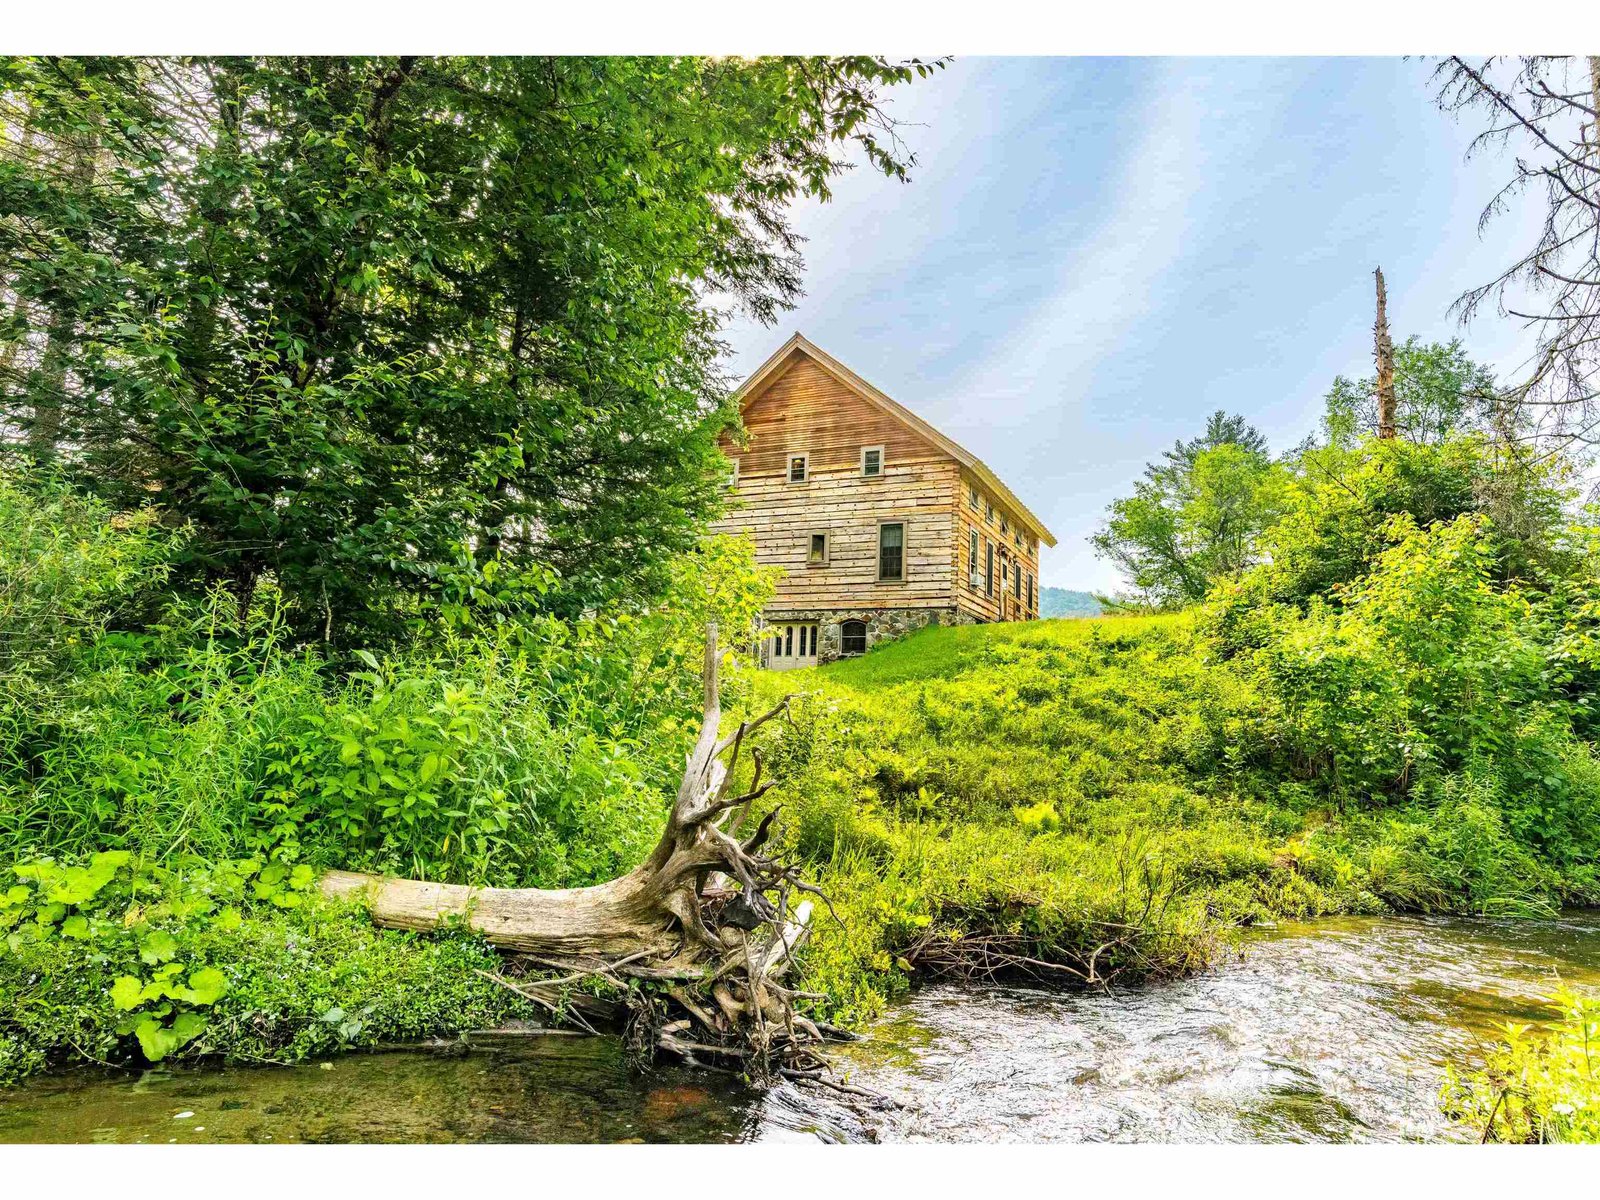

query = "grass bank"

[{"left": 732, "top": 612, "right": 1599, "bottom": 1025}]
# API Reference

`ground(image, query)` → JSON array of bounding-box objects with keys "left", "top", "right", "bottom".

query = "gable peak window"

[
  {"left": 787, "top": 453, "right": 809, "bottom": 483},
  {"left": 727, "top": 456, "right": 740, "bottom": 488},
  {"left": 1000, "top": 515, "right": 1009, "bottom": 536},
  {"left": 969, "top": 485, "right": 980, "bottom": 512},
  {"left": 807, "top": 531, "right": 829, "bottom": 566},
  {"left": 985, "top": 499, "right": 995, "bottom": 523},
  {"left": 860, "top": 446, "right": 884, "bottom": 477},
  {"left": 841, "top": 620, "right": 868, "bottom": 656},
  {"left": 878, "top": 522, "right": 905, "bottom": 582}
]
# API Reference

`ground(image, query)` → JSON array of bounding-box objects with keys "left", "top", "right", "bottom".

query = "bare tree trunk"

[
  {"left": 321, "top": 624, "right": 849, "bottom": 1080},
  {"left": 1590, "top": 58, "right": 1600, "bottom": 158},
  {"left": 1373, "top": 266, "right": 1397, "bottom": 440},
  {"left": 27, "top": 115, "right": 102, "bottom": 460},
  {"left": 0, "top": 100, "right": 39, "bottom": 395}
]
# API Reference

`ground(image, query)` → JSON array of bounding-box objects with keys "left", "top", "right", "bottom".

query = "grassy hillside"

[{"left": 734, "top": 611, "right": 1595, "bottom": 1024}]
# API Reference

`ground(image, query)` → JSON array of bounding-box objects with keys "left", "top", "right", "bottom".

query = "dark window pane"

[
  {"left": 841, "top": 620, "right": 867, "bottom": 655},
  {"left": 879, "top": 523, "right": 904, "bottom": 580}
]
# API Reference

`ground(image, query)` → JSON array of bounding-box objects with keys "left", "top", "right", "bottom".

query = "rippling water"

[{"left": 4, "top": 915, "right": 1597, "bottom": 1143}]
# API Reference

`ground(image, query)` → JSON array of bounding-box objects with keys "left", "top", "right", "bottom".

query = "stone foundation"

[{"left": 758, "top": 606, "right": 975, "bottom": 666}]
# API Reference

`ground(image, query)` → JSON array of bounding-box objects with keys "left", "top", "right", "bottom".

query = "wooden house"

[{"left": 713, "top": 334, "right": 1057, "bottom": 668}]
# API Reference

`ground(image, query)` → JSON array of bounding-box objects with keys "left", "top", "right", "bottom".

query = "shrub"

[
  {"left": 1443, "top": 989, "right": 1600, "bottom": 1143},
  {"left": 0, "top": 849, "right": 532, "bottom": 1085}
]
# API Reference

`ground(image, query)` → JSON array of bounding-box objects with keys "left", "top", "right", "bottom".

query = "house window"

[
  {"left": 807, "top": 531, "right": 829, "bottom": 566},
  {"left": 1014, "top": 562, "right": 1022, "bottom": 597},
  {"left": 968, "top": 485, "right": 980, "bottom": 513},
  {"left": 787, "top": 453, "right": 808, "bottom": 483},
  {"left": 985, "top": 499, "right": 995, "bottom": 523},
  {"left": 860, "top": 446, "right": 884, "bottom": 477},
  {"left": 841, "top": 620, "right": 868, "bottom": 656},
  {"left": 1027, "top": 572, "right": 1035, "bottom": 612},
  {"left": 968, "top": 528, "right": 980, "bottom": 586},
  {"left": 878, "top": 522, "right": 905, "bottom": 581},
  {"left": 1000, "top": 515, "right": 1009, "bottom": 536},
  {"left": 727, "top": 457, "right": 740, "bottom": 487},
  {"left": 984, "top": 540, "right": 994, "bottom": 597}
]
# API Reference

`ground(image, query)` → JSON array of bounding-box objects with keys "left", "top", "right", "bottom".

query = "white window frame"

[
  {"left": 786, "top": 452, "right": 809, "bottom": 484},
  {"left": 968, "top": 528, "right": 981, "bottom": 588},
  {"left": 727, "top": 456, "right": 740, "bottom": 487},
  {"left": 969, "top": 485, "right": 980, "bottom": 513},
  {"left": 860, "top": 445, "right": 885, "bottom": 478},
  {"left": 806, "top": 530, "right": 830, "bottom": 566}
]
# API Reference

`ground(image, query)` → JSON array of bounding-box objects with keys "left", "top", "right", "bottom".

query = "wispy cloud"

[
  {"left": 928, "top": 60, "right": 1217, "bottom": 433},
  {"left": 723, "top": 58, "right": 1542, "bottom": 592}
]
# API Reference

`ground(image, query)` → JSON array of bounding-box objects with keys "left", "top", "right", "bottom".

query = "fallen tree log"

[{"left": 321, "top": 623, "right": 845, "bottom": 1080}]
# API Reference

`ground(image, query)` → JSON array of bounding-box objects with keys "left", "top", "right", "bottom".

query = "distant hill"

[{"left": 1040, "top": 587, "right": 1102, "bottom": 619}]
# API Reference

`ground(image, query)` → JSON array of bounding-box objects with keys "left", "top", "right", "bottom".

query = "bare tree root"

[
  {"left": 321, "top": 623, "right": 855, "bottom": 1086},
  {"left": 898, "top": 929, "right": 1127, "bottom": 990}
]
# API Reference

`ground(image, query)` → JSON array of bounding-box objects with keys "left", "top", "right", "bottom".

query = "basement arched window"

[{"left": 840, "top": 620, "right": 868, "bottom": 656}]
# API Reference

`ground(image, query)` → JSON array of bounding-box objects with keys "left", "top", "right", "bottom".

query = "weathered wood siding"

[
  {"left": 950, "top": 466, "right": 1042, "bottom": 624},
  {"left": 713, "top": 353, "right": 960, "bottom": 611}
]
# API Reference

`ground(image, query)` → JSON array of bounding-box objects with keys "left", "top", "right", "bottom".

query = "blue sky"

[{"left": 719, "top": 57, "right": 1542, "bottom": 592}]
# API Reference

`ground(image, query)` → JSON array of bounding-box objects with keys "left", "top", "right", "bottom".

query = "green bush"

[
  {"left": 0, "top": 849, "right": 535, "bottom": 1083},
  {"left": 1442, "top": 989, "right": 1600, "bottom": 1143},
  {"left": 0, "top": 512, "right": 776, "bottom": 889}
]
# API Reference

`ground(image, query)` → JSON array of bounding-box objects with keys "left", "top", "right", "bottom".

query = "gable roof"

[{"left": 732, "top": 332, "right": 1058, "bottom": 548}]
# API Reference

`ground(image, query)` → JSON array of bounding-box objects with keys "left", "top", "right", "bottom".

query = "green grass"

[
  {"left": 726, "top": 613, "right": 1596, "bottom": 1025},
  {"left": 6, "top": 608, "right": 1593, "bottom": 1082}
]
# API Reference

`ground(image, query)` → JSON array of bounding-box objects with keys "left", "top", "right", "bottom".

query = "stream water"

[{"left": 4, "top": 914, "right": 1598, "bottom": 1143}]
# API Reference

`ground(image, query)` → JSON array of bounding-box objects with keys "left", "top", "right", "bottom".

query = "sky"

[{"left": 718, "top": 57, "right": 1546, "bottom": 593}]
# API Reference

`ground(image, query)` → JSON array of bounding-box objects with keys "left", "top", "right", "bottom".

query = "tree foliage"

[
  {"left": 1320, "top": 337, "right": 1500, "bottom": 447},
  {"left": 0, "top": 55, "right": 937, "bottom": 642},
  {"left": 1092, "top": 411, "right": 1282, "bottom": 607}
]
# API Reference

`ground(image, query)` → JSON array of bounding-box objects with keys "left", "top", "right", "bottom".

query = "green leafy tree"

[
  {"left": 1320, "top": 337, "right": 1499, "bottom": 447},
  {"left": 1093, "top": 412, "right": 1283, "bottom": 607},
  {"left": 0, "top": 56, "right": 938, "bottom": 642}
]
